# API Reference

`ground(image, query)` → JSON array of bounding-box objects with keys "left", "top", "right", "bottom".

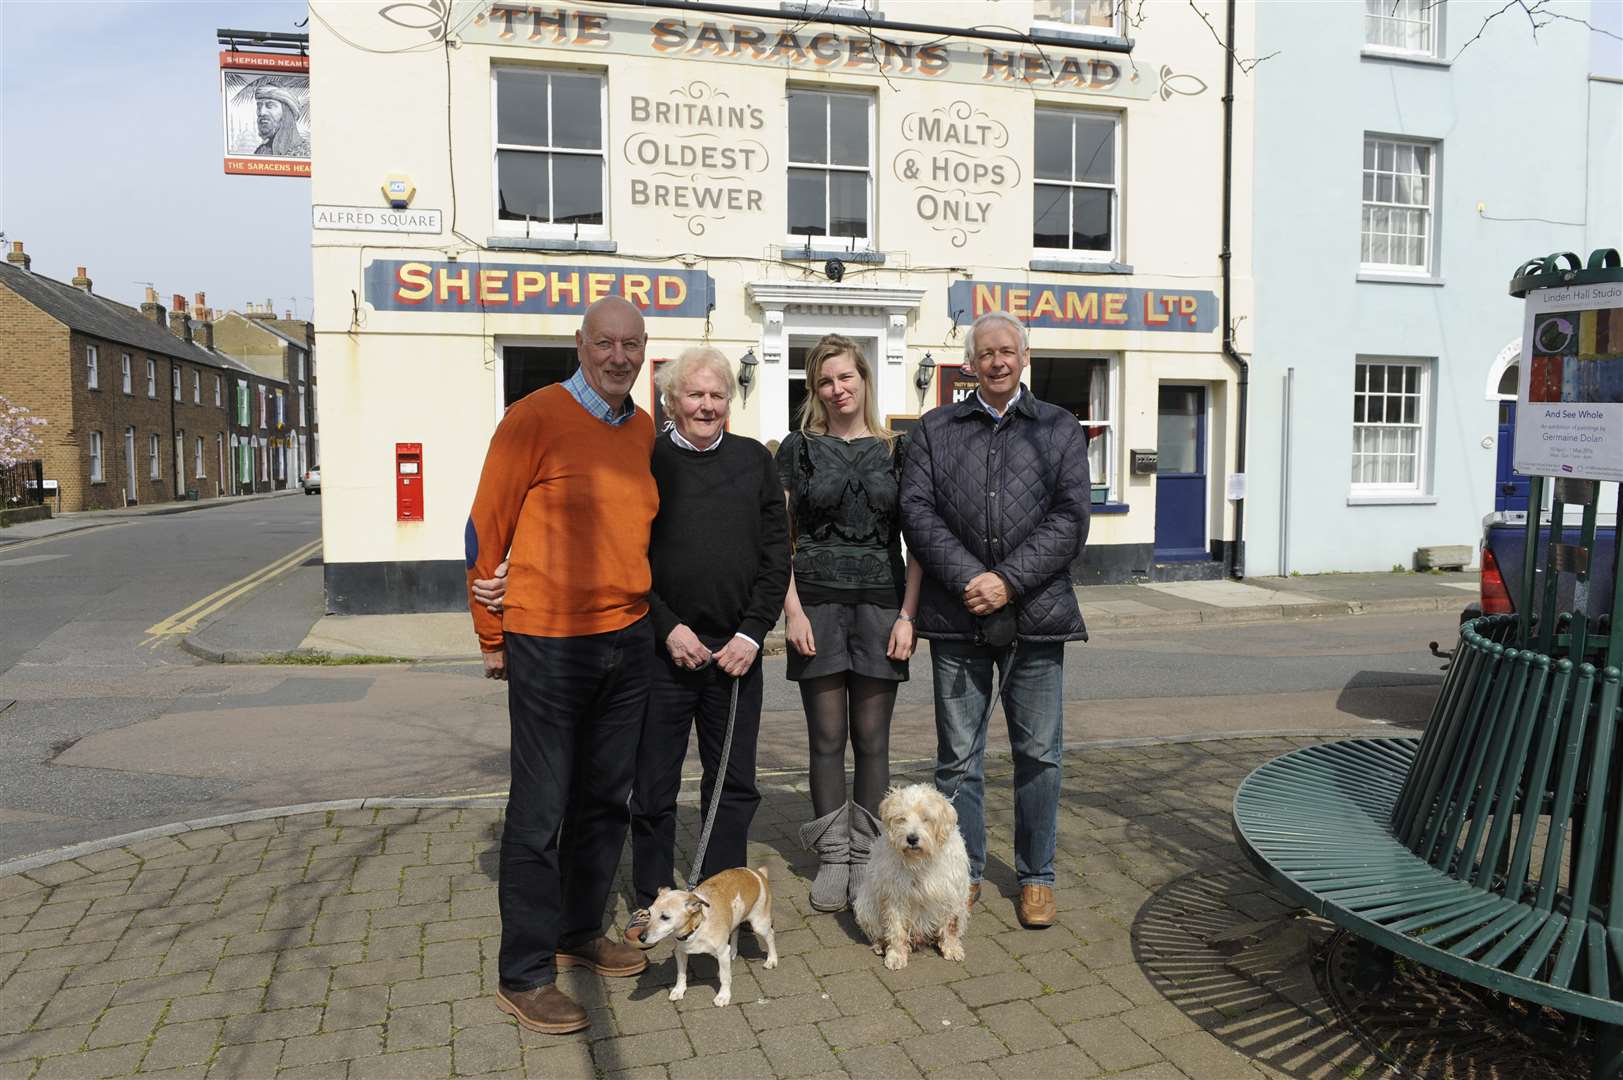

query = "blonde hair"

[
  {"left": 796, "top": 334, "right": 895, "bottom": 448},
  {"left": 655, "top": 345, "right": 736, "bottom": 419}
]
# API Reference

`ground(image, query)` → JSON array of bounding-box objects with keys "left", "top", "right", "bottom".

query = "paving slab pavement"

[
  {"left": 0, "top": 489, "right": 301, "bottom": 548},
  {"left": 0, "top": 736, "right": 1402, "bottom": 1080},
  {"left": 184, "top": 570, "right": 1480, "bottom": 664}
]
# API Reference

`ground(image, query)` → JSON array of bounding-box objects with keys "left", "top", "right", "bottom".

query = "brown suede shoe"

[
  {"left": 967, "top": 882, "right": 981, "bottom": 912},
  {"left": 495, "top": 985, "right": 589, "bottom": 1034},
  {"left": 556, "top": 935, "right": 647, "bottom": 976},
  {"left": 1017, "top": 885, "right": 1056, "bottom": 929}
]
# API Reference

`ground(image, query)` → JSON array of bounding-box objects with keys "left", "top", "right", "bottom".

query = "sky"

[
  {"left": 0, "top": 1, "right": 1618, "bottom": 318},
  {"left": 1, "top": 1, "right": 313, "bottom": 315}
]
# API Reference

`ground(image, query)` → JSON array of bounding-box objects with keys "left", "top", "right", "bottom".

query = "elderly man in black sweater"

[{"left": 623, "top": 346, "right": 791, "bottom": 942}]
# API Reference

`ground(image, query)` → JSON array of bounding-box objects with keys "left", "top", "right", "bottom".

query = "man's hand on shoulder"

[
  {"left": 963, "top": 571, "right": 1010, "bottom": 615},
  {"left": 473, "top": 559, "right": 509, "bottom": 614}
]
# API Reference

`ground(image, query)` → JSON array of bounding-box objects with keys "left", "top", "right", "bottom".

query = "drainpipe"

[{"left": 1221, "top": 0, "right": 1250, "bottom": 579}]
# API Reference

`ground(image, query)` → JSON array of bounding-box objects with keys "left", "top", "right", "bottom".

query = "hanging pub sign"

[
  {"left": 363, "top": 259, "right": 715, "bottom": 318},
  {"left": 1511, "top": 251, "right": 1623, "bottom": 483},
  {"left": 221, "top": 51, "right": 310, "bottom": 177},
  {"left": 949, "top": 280, "right": 1218, "bottom": 333}
]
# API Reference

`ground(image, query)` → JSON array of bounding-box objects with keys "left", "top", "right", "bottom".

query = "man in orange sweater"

[{"left": 466, "top": 296, "right": 659, "bottom": 1035}]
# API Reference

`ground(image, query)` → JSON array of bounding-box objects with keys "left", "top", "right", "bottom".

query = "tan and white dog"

[
  {"left": 640, "top": 867, "right": 778, "bottom": 1007},
  {"left": 854, "top": 784, "right": 971, "bottom": 969}
]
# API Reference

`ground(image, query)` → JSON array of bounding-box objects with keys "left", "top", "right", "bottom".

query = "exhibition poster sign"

[{"left": 1514, "top": 279, "right": 1623, "bottom": 482}]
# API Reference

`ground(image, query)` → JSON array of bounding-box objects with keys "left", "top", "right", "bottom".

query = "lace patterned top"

[{"left": 775, "top": 431, "right": 907, "bottom": 608}]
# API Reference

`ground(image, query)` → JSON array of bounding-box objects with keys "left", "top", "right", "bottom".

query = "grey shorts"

[{"left": 787, "top": 602, "right": 910, "bottom": 683}]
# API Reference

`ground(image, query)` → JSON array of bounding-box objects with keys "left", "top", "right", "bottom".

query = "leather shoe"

[
  {"left": 967, "top": 882, "right": 981, "bottom": 912},
  {"left": 556, "top": 935, "right": 647, "bottom": 977},
  {"left": 1017, "top": 885, "right": 1056, "bottom": 929},
  {"left": 495, "top": 985, "right": 589, "bottom": 1034}
]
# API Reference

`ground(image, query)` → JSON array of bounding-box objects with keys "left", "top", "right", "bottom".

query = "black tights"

[{"left": 801, "top": 673, "right": 897, "bottom": 818}]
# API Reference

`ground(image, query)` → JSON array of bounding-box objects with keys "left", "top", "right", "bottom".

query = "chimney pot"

[
  {"left": 71, "top": 266, "right": 93, "bottom": 293},
  {"left": 194, "top": 291, "right": 206, "bottom": 310},
  {"left": 168, "top": 304, "right": 193, "bottom": 343},
  {"left": 5, "top": 241, "right": 30, "bottom": 271},
  {"left": 172, "top": 294, "right": 187, "bottom": 313},
  {"left": 140, "top": 290, "right": 166, "bottom": 324}
]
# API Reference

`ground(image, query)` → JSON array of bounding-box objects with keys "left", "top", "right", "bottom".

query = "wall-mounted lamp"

[
  {"left": 738, "top": 348, "right": 759, "bottom": 404},
  {"left": 913, "top": 351, "right": 936, "bottom": 395}
]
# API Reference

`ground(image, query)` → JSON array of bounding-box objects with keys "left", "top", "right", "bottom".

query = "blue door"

[
  {"left": 1494, "top": 401, "right": 1530, "bottom": 513},
  {"left": 1154, "top": 385, "right": 1209, "bottom": 561}
]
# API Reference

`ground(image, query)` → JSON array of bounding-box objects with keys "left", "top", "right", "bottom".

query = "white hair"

[
  {"left": 962, "top": 311, "right": 1029, "bottom": 366},
  {"left": 655, "top": 345, "right": 736, "bottom": 417}
]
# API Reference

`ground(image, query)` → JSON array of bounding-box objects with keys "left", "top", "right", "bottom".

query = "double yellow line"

[{"left": 142, "top": 537, "right": 322, "bottom": 648}]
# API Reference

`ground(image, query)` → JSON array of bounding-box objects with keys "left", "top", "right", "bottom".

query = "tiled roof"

[{"left": 1, "top": 262, "right": 227, "bottom": 369}]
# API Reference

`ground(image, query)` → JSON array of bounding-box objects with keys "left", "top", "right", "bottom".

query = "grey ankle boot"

[
  {"left": 847, "top": 802, "right": 882, "bottom": 905},
  {"left": 798, "top": 804, "right": 850, "bottom": 912}
]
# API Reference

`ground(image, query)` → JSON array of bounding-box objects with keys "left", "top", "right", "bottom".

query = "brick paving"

[{"left": 0, "top": 738, "right": 1392, "bottom": 1079}]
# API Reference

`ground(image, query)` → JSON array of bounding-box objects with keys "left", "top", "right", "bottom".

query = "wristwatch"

[{"left": 895, "top": 612, "right": 915, "bottom": 622}]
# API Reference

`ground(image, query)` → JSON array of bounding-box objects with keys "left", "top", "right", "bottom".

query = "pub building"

[{"left": 311, "top": 0, "right": 1251, "bottom": 613}]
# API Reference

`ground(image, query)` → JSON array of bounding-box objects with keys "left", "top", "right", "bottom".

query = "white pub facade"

[{"left": 310, "top": 1, "right": 1254, "bottom": 613}]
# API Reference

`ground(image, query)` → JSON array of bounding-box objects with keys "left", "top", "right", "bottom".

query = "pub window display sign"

[{"left": 221, "top": 51, "right": 310, "bottom": 177}]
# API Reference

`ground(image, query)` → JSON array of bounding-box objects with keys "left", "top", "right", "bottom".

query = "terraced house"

[{"left": 0, "top": 244, "right": 235, "bottom": 512}]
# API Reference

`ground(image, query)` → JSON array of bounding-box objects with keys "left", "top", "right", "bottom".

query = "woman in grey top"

[{"left": 777, "top": 334, "right": 923, "bottom": 912}]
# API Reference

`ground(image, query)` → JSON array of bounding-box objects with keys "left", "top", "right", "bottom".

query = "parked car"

[
  {"left": 302, "top": 467, "right": 321, "bottom": 495},
  {"left": 1463, "top": 504, "right": 1616, "bottom": 624}
]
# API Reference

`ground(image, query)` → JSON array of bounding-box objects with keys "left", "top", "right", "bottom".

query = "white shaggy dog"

[{"left": 853, "top": 784, "right": 971, "bottom": 970}]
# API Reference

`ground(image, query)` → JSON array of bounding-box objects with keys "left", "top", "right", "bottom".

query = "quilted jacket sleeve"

[
  {"left": 900, "top": 417, "right": 987, "bottom": 595},
  {"left": 992, "top": 418, "right": 1091, "bottom": 600}
]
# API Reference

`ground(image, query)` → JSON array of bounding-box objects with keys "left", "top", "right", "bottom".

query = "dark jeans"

[
  {"left": 630, "top": 650, "right": 763, "bottom": 909},
  {"left": 499, "top": 618, "right": 652, "bottom": 992}
]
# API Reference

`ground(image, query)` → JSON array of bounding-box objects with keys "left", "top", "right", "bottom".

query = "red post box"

[{"left": 396, "top": 442, "right": 423, "bottom": 522}]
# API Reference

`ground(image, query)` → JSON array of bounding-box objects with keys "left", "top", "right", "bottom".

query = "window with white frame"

[
  {"left": 195, "top": 436, "right": 205, "bottom": 479},
  {"left": 1363, "top": 0, "right": 1441, "bottom": 57},
  {"left": 494, "top": 68, "right": 606, "bottom": 235},
  {"left": 146, "top": 359, "right": 156, "bottom": 398},
  {"left": 89, "top": 431, "right": 103, "bottom": 482},
  {"left": 787, "top": 88, "right": 873, "bottom": 246},
  {"left": 1033, "top": 0, "right": 1120, "bottom": 33},
  {"left": 149, "top": 433, "right": 161, "bottom": 479},
  {"left": 121, "top": 353, "right": 131, "bottom": 394},
  {"left": 172, "top": 367, "right": 182, "bottom": 401},
  {"left": 193, "top": 371, "right": 200, "bottom": 404},
  {"left": 298, "top": 386, "right": 307, "bottom": 427},
  {"left": 87, "top": 345, "right": 99, "bottom": 389},
  {"left": 258, "top": 386, "right": 267, "bottom": 428},
  {"left": 1034, "top": 109, "right": 1119, "bottom": 259},
  {"left": 1352, "top": 358, "right": 1431, "bottom": 492},
  {"left": 1032, "top": 355, "right": 1116, "bottom": 500},
  {"left": 1361, "top": 136, "right": 1435, "bottom": 274},
  {"left": 215, "top": 375, "right": 222, "bottom": 407},
  {"left": 298, "top": 356, "right": 305, "bottom": 382}
]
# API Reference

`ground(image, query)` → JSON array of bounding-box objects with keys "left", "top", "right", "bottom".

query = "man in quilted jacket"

[{"left": 900, "top": 310, "right": 1090, "bottom": 929}]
